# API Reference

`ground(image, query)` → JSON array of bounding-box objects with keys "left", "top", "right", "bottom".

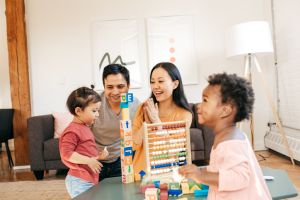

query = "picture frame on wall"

[
  {"left": 146, "top": 15, "right": 198, "bottom": 85},
  {"left": 91, "top": 19, "right": 143, "bottom": 90}
]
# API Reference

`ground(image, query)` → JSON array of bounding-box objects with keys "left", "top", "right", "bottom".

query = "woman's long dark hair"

[{"left": 150, "top": 62, "right": 192, "bottom": 113}]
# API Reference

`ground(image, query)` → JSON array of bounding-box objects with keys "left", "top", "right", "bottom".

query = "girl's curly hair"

[{"left": 208, "top": 73, "right": 255, "bottom": 123}]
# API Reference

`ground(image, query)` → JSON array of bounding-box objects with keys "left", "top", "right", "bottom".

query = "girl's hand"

[
  {"left": 98, "top": 147, "right": 109, "bottom": 160},
  {"left": 179, "top": 164, "right": 202, "bottom": 183},
  {"left": 144, "top": 98, "right": 160, "bottom": 123},
  {"left": 87, "top": 157, "right": 103, "bottom": 174}
]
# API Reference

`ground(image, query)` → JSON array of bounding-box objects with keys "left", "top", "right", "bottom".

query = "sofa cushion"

[
  {"left": 188, "top": 103, "right": 197, "bottom": 128},
  {"left": 44, "top": 138, "right": 61, "bottom": 161},
  {"left": 52, "top": 112, "right": 73, "bottom": 138},
  {"left": 190, "top": 128, "right": 204, "bottom": 151}
]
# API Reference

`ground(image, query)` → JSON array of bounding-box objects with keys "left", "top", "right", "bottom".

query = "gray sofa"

[{"left": 28, "top": 103, "right": 214, "bottom": 180}]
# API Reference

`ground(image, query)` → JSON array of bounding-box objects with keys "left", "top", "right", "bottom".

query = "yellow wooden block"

[
  {"left": 134, "top": 173, "right": 141, "bottom": 181},
  {"left": 190, "top": 185, "right": 201, "bottom": 193},
  {"left": 181, "top": 182, "right": 190, "bottom": 194},
  {"left": 122, "top": 108, "right": 130, "bottom": 120}
]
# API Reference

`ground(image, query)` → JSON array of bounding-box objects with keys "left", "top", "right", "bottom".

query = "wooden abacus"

[{"left": 143, "top": 120, "right": 192, "bottom": 181}]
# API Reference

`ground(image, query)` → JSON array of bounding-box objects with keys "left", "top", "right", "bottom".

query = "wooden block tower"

[{"left": 120, "top": 93, "right": 134, "bottom": 183}]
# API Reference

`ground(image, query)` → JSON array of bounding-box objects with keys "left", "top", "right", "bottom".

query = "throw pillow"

[{"left": 52, "top": 112, "right": 73, "bottom": 138}]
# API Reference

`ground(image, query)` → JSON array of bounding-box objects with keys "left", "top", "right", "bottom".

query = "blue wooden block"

[
  {"left": 124, "top": 146, "right": 133, "bottom": 156},
  {"left": 194, "top": 189, "right": 208, "bottom": 197},
  {"left": 201, "top": 184, "right": 209, "bottom": 190},
  {"left": 127, "top": 93, "right": 133, "bottom": 102},
  {"left": 120, "top": 102, "right": 129, "bottom": 108}
]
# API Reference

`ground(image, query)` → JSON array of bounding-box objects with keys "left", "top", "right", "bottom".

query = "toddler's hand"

[
  {"left": 87, "top": 157, "right": 103, "bottom": 174},
  {"left": 98, "top": 147, "right": 109, "bottom": 160},
  {"left": 179, "top": 164, "right": 202, "bottom": 183}
]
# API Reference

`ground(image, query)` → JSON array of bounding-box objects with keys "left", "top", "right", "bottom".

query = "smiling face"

[
  {"left": 150, "top": 67, "right": 179, "bottom": 103},
  {"left": 104, "top": 73, "right": 129, "bottom": 105},
  {"left": 196, "top": 85, "right": 224, "bottom": 128},
  {"left": 76, "top": 102, "right": 101, "bottom": 126}
]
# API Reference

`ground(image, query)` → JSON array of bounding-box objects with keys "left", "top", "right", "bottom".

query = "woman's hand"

[
  {"left": 87, "top": 157, "right": 103, "bottom": 174},
  {"left": 142, "top": 104, "right": 152, "bottom": 123},
  {"left": 143, "top": 98, "right": 160, "bottom": 123}
]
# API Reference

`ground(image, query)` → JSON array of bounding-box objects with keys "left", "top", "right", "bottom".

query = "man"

[{"left": 92, "top": 64, "right": 140, "bottom": 181}]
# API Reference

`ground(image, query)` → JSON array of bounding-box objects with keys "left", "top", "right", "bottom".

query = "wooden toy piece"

[
  {"left": 120, "top": 102, "right": 129, "bottom": 108},
  {"left": 194, "top": 189, "right": 209, "bottom": 197},
  {"left": 143, "top": 120, "right": 192, "bottom": 182},
  {"left": 160, "top": 190, "right": 168, "bottom": 200},
  {"left": 122, "top": 107, "right": 130, "bottom": 120},
  {"left": 169, "top": 182, "right": 180, "bottom": 190},
  {"left": 145, "top": 188, "right": 158, "bottom": 200},
  {"left": 181, "top": 182, "right": 190, "bottom": 194},
  {"left": 134, "top": 173, "right": 141, "bottom": 182},
  {"left": 190, "top": 184, "right": 201, "bottom": 193},
  {"left": 177, "top": 198, "right": 188, "bottom": 200},
  {"left": 168, "top": 189, "right": 182, "bottom": 197},
  {"left": 120, "top": 93, "right": 135, "bottom": 184},
  {"left": 122, "top": 174, "right": 134, "bottom": 183},
  {"left": 120, "top": 120, "right": 133, "bottom": 184},
  {"left": 159, "top": 183, "right": 168, "bottom": 190},
  {"left": 121, "top": 93, "right": 127, "bottom": 102},
  {"left": 127, "top": 93, "right": 134, "bottom": 102},
  {"left": 141, "top": 184, "right": 156, "bottom": 193},
  {"left": 200, "top": 183, "right": 209, "bottom": 190}
]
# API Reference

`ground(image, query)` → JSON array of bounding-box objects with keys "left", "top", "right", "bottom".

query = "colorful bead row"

[
  {"left": 151, "top": 128, "right": 185, "bottom": 136},
  {"left": 150, "top": 168, "right": 172, "bottom": 174},
  {"left": 149, "top": 124, "right": 185, "bottom": 131},
  {"left": 151, "top": 151, "right": 186, "bottom": 160},
  {"left": 151, "top": 158, "right": 176, "bottom": 165},
  {"left": 151, "top": 148, "right": 186, "bottom": 155},
  {"left": 148, "top": 133, "right": 186, "bottom": 141},
  {"left": 169, "top": 138, "right": 186, "bottom": 143},
  {"left": 150, "top": 142, "right": 185, "bottom": 150}
]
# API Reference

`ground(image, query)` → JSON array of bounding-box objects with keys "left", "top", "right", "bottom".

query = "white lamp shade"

[{"left": 226, "top": 21, "right": 274, "bottom": 58}]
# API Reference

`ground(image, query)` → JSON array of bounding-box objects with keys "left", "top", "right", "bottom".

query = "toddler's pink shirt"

[{"left": 206, "top": 139, "right": 272, "bottom": 200}]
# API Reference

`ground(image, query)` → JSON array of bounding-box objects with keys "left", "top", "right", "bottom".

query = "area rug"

[{"left": 0, "top": 180, "right": 69, "bottom": 200}]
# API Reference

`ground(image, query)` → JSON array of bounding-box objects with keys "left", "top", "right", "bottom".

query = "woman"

[{"left": 132, "top": 62, "right": 193, "bottom": 176}]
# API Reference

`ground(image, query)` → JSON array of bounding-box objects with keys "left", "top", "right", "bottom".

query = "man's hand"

[{"left": 98, "top": 147, "right": 109, "bottom": 160}]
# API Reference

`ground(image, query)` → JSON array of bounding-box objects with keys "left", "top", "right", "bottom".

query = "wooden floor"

[
  {"left": 1, "top": 149, "right": 300, "bottom": 189},
  {"left": 0, "top": 150, "right": 65, "bottom": 181}
]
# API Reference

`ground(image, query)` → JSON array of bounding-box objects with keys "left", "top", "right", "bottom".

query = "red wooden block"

[{"left": 160, "top": 190, "right": 168, "bottom": 200}]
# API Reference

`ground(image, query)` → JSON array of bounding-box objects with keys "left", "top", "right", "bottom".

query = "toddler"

[{"left": 59, "top": 87, "right": 108, "bottom": 198}]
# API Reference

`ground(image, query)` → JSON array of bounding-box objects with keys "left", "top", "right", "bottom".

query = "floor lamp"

[{"left": 226, "top": 21, "right": 295, "bottom": 165}]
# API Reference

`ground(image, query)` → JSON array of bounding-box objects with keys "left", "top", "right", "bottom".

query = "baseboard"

[{"left": 13, "top": 165, "right": 31, "bottom": 171}]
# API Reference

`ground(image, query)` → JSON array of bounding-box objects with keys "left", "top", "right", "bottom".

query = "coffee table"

[{"left": 74, "top": 167, "right": 298, "bottom": 200}]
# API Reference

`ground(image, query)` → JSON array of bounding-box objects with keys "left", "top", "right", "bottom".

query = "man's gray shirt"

[{"left": 92, "top": 92, "right": 140, "bottom": 163}]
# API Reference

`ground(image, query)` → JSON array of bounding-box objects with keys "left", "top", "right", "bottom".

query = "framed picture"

[
  {"left": 91, "top": 19, "right": 142, "bottom": 89},
  {"left": 147, "top": 15, "right": 198, "bottom": 85}
]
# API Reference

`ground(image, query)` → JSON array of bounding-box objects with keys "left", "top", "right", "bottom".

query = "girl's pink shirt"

[{"left": 206, "top": 139, "right": 272, "bottom": 200}]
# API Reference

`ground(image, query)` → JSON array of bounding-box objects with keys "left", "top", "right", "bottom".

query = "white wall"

[
  {"left": 0, "top": 0, "right": 11, "bottom": 108},
  {"left": 22, "top": 0, "right": 275, "bottom": 150}
]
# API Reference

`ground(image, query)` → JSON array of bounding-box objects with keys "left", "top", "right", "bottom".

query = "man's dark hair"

[
  {"left": 208, "top": 73, "right": 255, "bottom": 123},
  {"left": 102, "top": 64, "right": 130, "bottom": 86},
  {"left": 66, "top": 87, "right": 101, "bottom": 116},
  {"left": 150, "top": 62, "right": 192, "bottom": 114}
]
